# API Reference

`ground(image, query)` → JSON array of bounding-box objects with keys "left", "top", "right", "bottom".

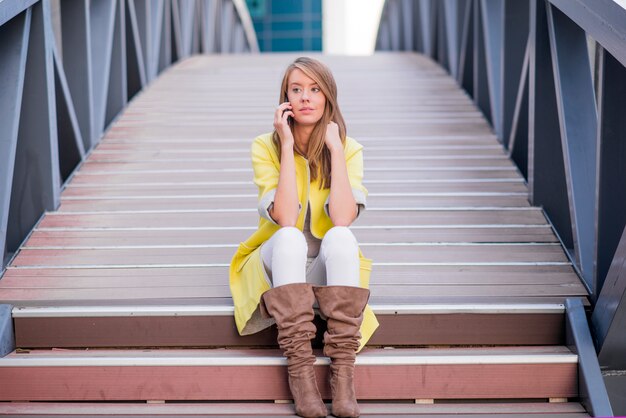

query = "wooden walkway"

[
  {"left": 0, "top": 53, "right": 586, "bottom": 307},
  {"left": 0, "top": 53, "right": 593, "bottom": 416}
]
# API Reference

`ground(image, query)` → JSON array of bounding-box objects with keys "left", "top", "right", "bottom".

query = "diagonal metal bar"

[
  {"left": 457, "top": 0, "right": 474, "bottom": 95},
  {"left": 546, "top": 3, "right": 598, "bottom": 292},
  {"left": 565, "top": 298, "right": 613, "bottom": 417},
  {"left": 89, "top": 0, "right": 116, "bottom": 137},
  {"left": 105, "top": 0, "right": 128, "bottom": 128},
  {"left": 594, "top": 47, "right": 626, "bottom": 302},
  {"left": 502, "top": 0, "right": 529, "bottom": 149},
  {"left": 0, "top": 9, "right": 31, "bottom": 266},
  {"left": 548, "top": 0, "right": 626, "bottom": 69},
  {"left": 507, "top": 38, "right": 529, "bottom": 180},
  {"left": 8, "top": 0, "right": 61, "bottom": 253},
  {"left": 60, "top": 0, "right": 94, "bottom": 151},
  {"left": 528, "top": 0, "right": 573, "bottom": 253},
  {"left": 0, "top": 0, "right": 38, "bottom": 27},
  {"left": 51, "top": 43, "right": 86, "bottom": 181},
  {"left": 480, "top": 0, "right": 503, "bottom": 139}
]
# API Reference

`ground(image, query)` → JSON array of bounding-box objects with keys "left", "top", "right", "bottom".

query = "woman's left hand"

[{"left": 324, "top": 121, "right": 343, "bottom": 153}]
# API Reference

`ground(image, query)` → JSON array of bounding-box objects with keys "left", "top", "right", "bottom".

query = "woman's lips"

[{"left": 300, "top": 108, "right": 314, "bottom": 113}]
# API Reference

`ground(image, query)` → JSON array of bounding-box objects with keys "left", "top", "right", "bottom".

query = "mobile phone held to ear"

[{"left": 283, "top": 97, "right": 293, "bottom": 124}]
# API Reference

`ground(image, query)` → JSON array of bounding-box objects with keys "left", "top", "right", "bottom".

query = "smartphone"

[{"left": 283, "top": 96, "right": 293, "bottom": 125}]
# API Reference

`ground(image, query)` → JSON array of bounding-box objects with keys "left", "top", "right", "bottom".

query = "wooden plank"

[
  {"left": 9, "top": 244, "right": 570, "bottom": 267},
  {"left": 0, "top": 401, "right": 589, "bottom": 416},
  {"left": 0, "top": 347, "right": 577, "bottom": 401},
  {"left": 14, "top": 312, "right": 565, "bottom": 348},
  {"left": 35, "top": 210, "right": 550, "bottom": 229},
  {"left": 67, "top": 168, "right": 522, "bottom": 183},
  {"left": 92, "top": 140, "right": 502, "bottom": 152},
  {"left": 59, "top": 182, "right": 528, "bottom": 196},
  {"left": 0, "top": 264, "right": 582, "bottom": 287},
  {"left": 0, "top": 284, "right": 587, "bottom": 303},
  {"left": 57, "top": 195, "right": 534, "bottom": 212},
  {"left": 76, "top": 157, "right": 515, "bottom": 170},
  {"left": 88, "top": 147, "right": 508, "bottom": 159},
  {"left": 23, "top": 227, "right": 556, "bottom": 248}
]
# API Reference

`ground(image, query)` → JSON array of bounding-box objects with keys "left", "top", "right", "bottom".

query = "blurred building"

[{"left": 245, "top": 0, "right": 323, "bottom": 52}]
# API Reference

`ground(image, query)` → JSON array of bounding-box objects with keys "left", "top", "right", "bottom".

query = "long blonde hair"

[{"left": 272, "top": 57, "right": 347, "bottom": 189}]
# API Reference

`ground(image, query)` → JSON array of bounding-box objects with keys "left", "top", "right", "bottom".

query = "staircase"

[
  {"left": 0, "top": 53, "right": 595, "bottom": 416},
  {"left": 0, "top": 302, "right": 588, "bottom": 416}
]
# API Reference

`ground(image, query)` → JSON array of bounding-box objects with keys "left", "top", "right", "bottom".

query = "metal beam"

[
  {"left": 480, "top": 0, "right": 503, "bottom": 139},
  {"left": 546, "top": 3, "right": 597, "bottom": 292},
  {"left": 231, "top": 0, "right": 258, "bottom": 52},
  {"left": 473, "top": 0, "right": 491, "bottom": 125},
  {"left": 548, "top": 0, "right": 626, "bottom": 69},
  {"left": 593, "top": 225, "right": 626, "bottom": 370},
  {"left": 401, "top": 0, "right": 414, "bottom": 51},
  {"left": 457, "top": 0, "right": 474, "bottom": 95},
  {"left": 507, "top": 40, "right": 529, "bottom": 181},
  {"left": 0, "top": 305, "right": 14, "bottom": 357},
  {"left": 0, "top": 0, "right": 38, "bottom": 27},
  {"left": 52, "top": 45, "right": 85, "bottom": 182},
  {"left": 125, "top": 0, "right": 147, "bottom": 99},
  {"left": 594, "top": 47, "right": 626, "bottom": 302},
  {"left": 528, "top": 0, "right": 573, "bottom": 252},
  {"left": 158, "top": 0, "right": 172, "bottom": 71},
  {"left": 565, "top": 298, "right": 613, "bottom": 417},
  {"left": 7, "top": 0, "right": 60, "bottom": 254},
  {"left": 502, "top": 0, "right": 529, "bottom": 149},
  {"left": 105, "top": 0, "right": 128, "bottom": 127},
  {"left": 0, "top": 9, "right": 30, "bottom": 267},
  {"left": 60, "top": 0, "right": 94, "bottom": 151},
  {"left": 442, "top": 0, "right": 462, "bottom": 79},
  {"left": 89, "top": 0, "right": 117, "bottom": 137}
]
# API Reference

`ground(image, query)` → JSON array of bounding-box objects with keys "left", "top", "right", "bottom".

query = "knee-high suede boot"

[
  {"left": 313, "top": 286, "right": 370, "bottom": 418},
  {"left": 259, "top": 283, "right": 328, "bottom": 418}
]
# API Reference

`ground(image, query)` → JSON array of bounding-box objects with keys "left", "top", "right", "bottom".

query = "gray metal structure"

[
  {"left": 376, "top": 0, "right": 626, "bottom": 415},
  {"left": 0, "top": 0, "right": 258, "bottom": 273}
]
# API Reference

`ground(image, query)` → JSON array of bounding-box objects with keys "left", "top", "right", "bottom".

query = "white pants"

[{"left": 260, "top": 226, "right": 361, "bottom": 288}]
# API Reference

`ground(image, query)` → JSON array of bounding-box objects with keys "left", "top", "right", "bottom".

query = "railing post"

[{"left": 528, "top": 0, "right": 574, "bottom": 255}]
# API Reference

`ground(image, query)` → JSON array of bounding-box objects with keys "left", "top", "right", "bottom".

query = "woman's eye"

[
  {"left": 312, "top": 87, "right": 320, "bottom": 92},
  {"left": 292, "top": 88, "right": 301, "bottom": 93}
]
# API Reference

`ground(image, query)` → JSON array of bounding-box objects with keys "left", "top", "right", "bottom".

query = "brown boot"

[
  {"left": 313, "top": 286, "right": 370, "bottom": 418},
  {"left": 259, "top": 283, "right": 328, "bottom": 418}
]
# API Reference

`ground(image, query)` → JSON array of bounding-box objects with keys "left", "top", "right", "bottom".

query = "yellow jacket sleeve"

[
  {"left": 251, "top": 136, "right": 279, "bottom": 200},
  {"left": 345, "top": 138, "right": 368, "bottom": 208}
]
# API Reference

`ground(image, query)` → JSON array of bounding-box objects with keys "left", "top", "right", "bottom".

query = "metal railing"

[
  {"left": 376, "top": 0, "right": 626, "bottom": 413},
  {"left": 0, "top": 0, "right": 258, "bottom": 272}
]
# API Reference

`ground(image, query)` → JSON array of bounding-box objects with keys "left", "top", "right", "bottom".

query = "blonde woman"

[{"left": 229, "top": 57, "right": 378, "bottom": 418}]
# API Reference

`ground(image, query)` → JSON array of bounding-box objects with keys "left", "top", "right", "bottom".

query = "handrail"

[
  {"left": 0, "top": 0, "right": 259, "bottom": 273},
  {"left": 0, "top": 0, "right": 38, "bottom": 26},
  {"left": 549, "top": 0, "right": 626, "bottom": 68}
]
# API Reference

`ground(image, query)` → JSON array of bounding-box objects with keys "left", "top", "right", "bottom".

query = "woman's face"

[{"left": 286, "top": 68, "right": 326, "bottom": 126}]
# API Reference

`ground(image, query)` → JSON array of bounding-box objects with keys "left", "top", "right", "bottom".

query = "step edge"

[
  {"left": 12, "top": 303, "right": 566, "bottom": 318},
  {"left": 0, "top": 352, "right": 579, "bottom": 367}
]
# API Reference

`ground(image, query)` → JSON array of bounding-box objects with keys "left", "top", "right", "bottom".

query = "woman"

[{"left": 229, "top": 57, "right": 378, "bottom": 418}]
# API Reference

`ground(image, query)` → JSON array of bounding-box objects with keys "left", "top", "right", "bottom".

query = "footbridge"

[{"left": 0, "top": 0, "right": 624, "bottom": 416}]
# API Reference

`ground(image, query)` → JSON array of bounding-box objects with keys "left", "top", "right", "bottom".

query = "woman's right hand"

[{"left": 274, "top": 102, "right": 295, "bottom": 148}]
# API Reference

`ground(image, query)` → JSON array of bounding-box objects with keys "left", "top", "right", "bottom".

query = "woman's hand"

[
  {"left": 274, "top": 102, "right": 295, "bottom": 148},
  {"left": 325, "top": 121, "right": 343, "bottom": 153}
]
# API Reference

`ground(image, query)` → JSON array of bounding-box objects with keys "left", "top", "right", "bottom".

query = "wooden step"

[
  {"left": 11, "top": 303, "right": 565, "bottom": 348},
  {"left": 0, "top": 401, "right": 590, "bottom": 416},
  {"left": 0, "top": 346, "right": 578, "bottom": 402}
]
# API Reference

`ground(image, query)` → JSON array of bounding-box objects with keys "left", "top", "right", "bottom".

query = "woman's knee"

[
  {"left": 321, "top": 226, "right": 358, "bottom": 257},
  {"left": 272, "top": 226, "right": 307, "bottom": 258}
]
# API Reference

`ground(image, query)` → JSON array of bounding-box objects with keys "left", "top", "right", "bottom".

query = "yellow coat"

[{"left": 229, "top": 132, "right": 379, "bottom": 351}]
